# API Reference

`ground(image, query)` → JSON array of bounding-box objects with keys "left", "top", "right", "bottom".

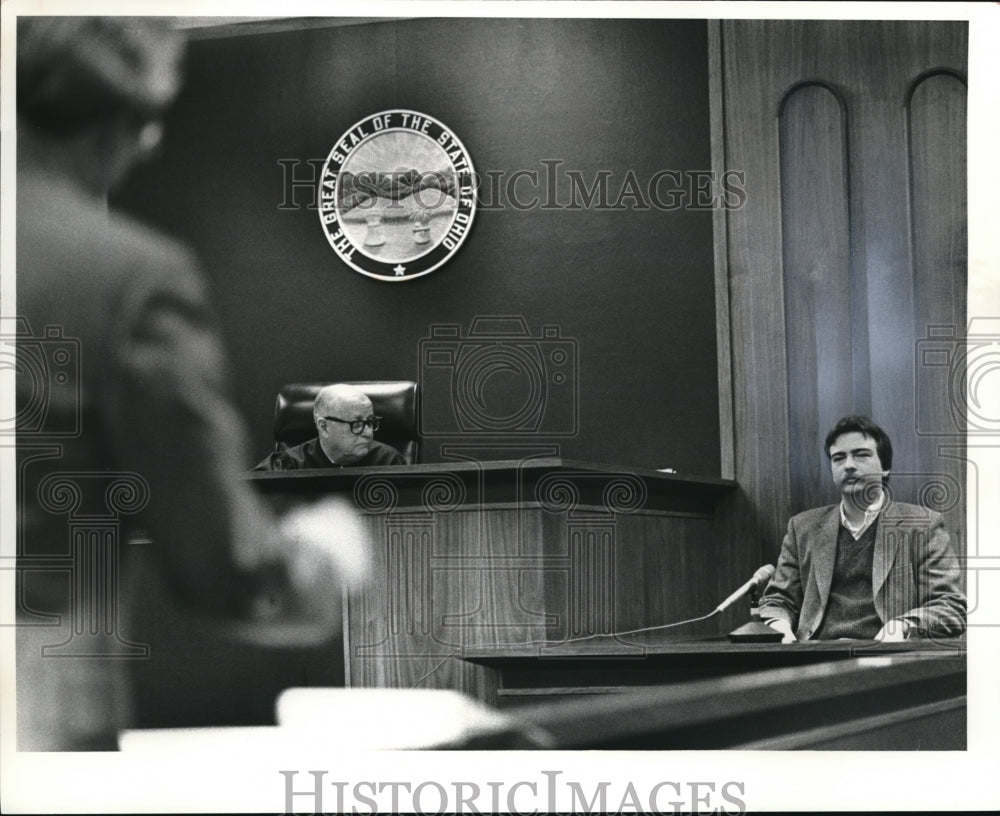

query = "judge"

[{"left": 255, "top": 383, "right": 405, "bottom": 470}]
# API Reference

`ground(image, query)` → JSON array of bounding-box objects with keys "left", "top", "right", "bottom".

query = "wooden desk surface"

[
  {"left": 245, "top": 456, "right": 737, "bottom": 486},
  {"left": 247, "top": 457, "right": 736, "bottom": 515},
  {"left": 456, "top": 652, "right": 967, "bottom": 750},
  {"left": 465, "top": 634, "right": 967, "bottom": 663},
  {"left": 245, "top": 460, "right": 756, "bottom": 700},
  {"left": 463, "top": 636, "right": 967, "bottom": 707}
]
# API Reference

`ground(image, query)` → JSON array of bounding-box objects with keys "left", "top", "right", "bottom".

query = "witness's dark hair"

[{"left": 824, "top": 415, "right": 893, "bottom": 472}]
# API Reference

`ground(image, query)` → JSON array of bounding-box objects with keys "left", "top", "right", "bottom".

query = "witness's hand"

[
  {"left": 874, "top": 618, "right": 909, "bottom": 642},
  {"left": 765, "top": 618, "right": 797, "bottom": 644}
]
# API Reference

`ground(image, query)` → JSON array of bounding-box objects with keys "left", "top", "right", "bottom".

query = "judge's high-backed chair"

[{"left": 272, "top": 381, "right": 420, "bottom": 464}]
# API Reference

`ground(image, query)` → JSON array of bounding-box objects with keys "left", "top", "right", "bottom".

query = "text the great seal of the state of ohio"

[{"left": 318, "top": 110, "right": 476, "bottom": 281}]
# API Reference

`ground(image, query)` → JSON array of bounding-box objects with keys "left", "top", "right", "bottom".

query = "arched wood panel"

[
  {"left": 780, "top": 83, "right": 853, "bottom": 513},
  {"left": 908, "top": 69, "right": 968, "bottom": 545}
]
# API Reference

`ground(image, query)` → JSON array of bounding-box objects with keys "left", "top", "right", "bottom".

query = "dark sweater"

[
  {"left": 253, "top": 437, "right": 404, "bottom": 471},
  {"left": 813, "top": 520, "right": 882, "bottom": 639}
]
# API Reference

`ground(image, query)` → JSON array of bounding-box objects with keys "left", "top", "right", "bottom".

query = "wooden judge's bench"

[{"left": 247, "top": 459, "right": 966, "bottom": 750}]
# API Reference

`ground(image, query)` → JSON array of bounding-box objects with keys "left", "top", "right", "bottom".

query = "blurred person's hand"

[
  {"left": 240, "top": 497, "right": 373, "bottom": 646},
  {"left": 280, "top": 496, "right": 373, "bottom": 595}
]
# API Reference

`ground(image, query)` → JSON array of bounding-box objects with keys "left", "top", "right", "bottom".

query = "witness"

[{"left": 758, "top": 415, "right": 965, "bottom": 642}]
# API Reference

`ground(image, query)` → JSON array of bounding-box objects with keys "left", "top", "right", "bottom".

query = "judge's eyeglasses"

[{"left": 322, "top": 416, "right": 381, "bottom": 434}]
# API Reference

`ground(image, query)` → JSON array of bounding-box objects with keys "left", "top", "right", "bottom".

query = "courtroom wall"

[{"left": 120, "top": 17, "right": 721, "bottom": 475}]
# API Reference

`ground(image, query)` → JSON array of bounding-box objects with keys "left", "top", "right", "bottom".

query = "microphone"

[{"left": 714, "top": 564, "right": 775, "bottom": 614}]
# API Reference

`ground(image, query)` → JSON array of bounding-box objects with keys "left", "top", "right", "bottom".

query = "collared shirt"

[{"left": 839, "top": 491, "right": 885, "bottom": 541}]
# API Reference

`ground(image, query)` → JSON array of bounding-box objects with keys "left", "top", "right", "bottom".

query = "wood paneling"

[
  {"left": 717, "top": 20, "right": 967, "bottom": 562},
  {"left": 610, "top": 513, "right": 734, "bottom": 639},
  {"left": 709, "top": 19, "right": 736, "bottom": 481},
  {"left": 347, "top": 508, "right": 540, "bottom": 697},
  {"left": 909, "top": 71, "right": 968, "bottom": 342},
  {"left": 909, "top": 71, "right": 968, "bottom": 547},
  {"left": 347, "top": 505, "right": 731, "bottom": 699},
  {"left": 245, "top": 461, "right": 739, "bottom": 702},
  {"left": 780, "top": 83, "right": 853, "bottom": 512},
  {"left": 718, "top": 21, "right": 793, "bottom": 557}
]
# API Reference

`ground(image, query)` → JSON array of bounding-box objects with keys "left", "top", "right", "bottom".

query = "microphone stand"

[{"left": 726, "top": 586, "right": 784, "bottom": 643}]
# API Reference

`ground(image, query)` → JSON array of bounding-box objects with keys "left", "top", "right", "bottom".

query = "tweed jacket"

[{"left": 757, "top": 500, "right": 966, "bottom": 640}]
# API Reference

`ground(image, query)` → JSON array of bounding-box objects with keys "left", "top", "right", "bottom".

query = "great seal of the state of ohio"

[{"left": 318, "top": 110, "right": 476, "bottom": 281}]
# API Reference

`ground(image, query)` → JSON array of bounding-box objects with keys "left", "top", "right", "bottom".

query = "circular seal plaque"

[{"left": 318, "top": 110, "right": 476, "bottom": 281}]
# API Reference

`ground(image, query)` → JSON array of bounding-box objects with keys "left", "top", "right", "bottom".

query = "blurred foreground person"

[{"left": 15, "top": 17, "right": 370, "bottom": 750}]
